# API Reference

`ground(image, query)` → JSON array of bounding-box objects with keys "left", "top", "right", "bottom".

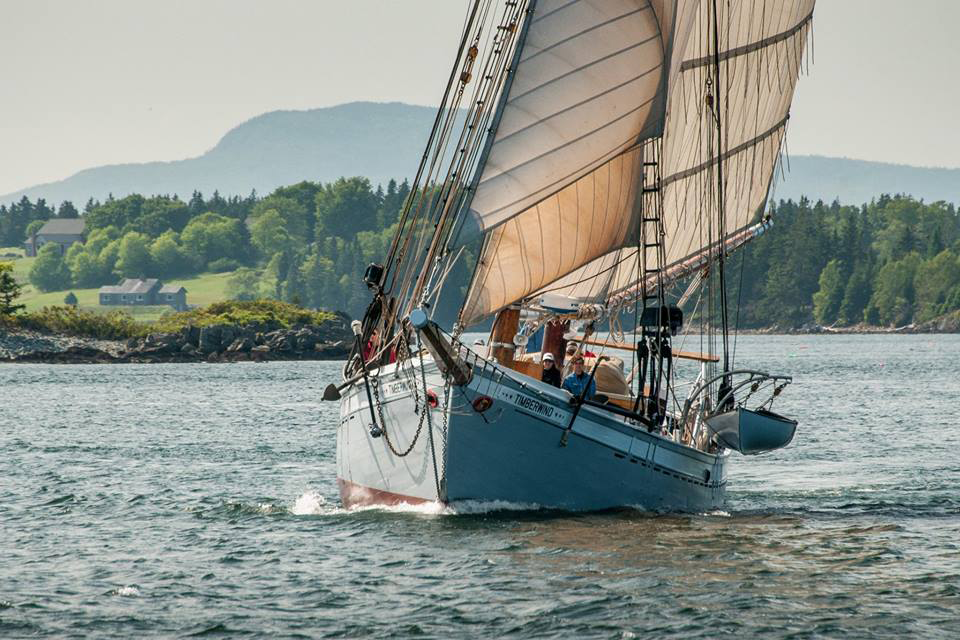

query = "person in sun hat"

[{"left": 541, "top": 351, "right": 562, "bottom": 387}]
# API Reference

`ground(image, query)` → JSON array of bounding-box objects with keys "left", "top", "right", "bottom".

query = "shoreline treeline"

[{"left": 2, "top": 183, "right": 959, "bottom": 328}]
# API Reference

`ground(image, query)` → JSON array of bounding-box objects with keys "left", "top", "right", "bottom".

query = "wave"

[{"left": 289, "top": 489, "right": 543, "bottom": 517}]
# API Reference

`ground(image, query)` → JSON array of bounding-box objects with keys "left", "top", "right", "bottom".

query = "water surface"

[{"left": 1, "top": 335, "right": 958, "bottom": 638}]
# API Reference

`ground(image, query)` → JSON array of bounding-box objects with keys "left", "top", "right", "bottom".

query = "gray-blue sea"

[{"left": 2, "top": 334, "right": 958, "bottom": 638}]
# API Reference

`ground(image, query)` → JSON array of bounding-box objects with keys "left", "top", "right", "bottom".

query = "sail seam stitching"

[
  {"left": 679, "top": 8, "right": 813, "bottom": 71},
  {"left": 478, "top": 95, "right": 657, "bottom": 216},
  {"left": 492, "top": 64, "right": 661, "bottom": 147},
  {"left": 509, "top": 34, "right": 660, "bottom": 103},
  {"left": 520, "top": 6, "right": 652, "bottom": 65},
  {"left": 661, "top": 114, "right": 787, "bottom": 187}
]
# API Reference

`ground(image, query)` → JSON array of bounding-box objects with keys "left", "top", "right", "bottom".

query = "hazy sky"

[{"left": 1, "top": 0, "right": 958, "bottom": 195}]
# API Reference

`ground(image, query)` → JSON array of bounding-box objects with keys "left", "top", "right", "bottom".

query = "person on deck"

[
  {"left": 562, "top": 355, "right": 596, "bottom": 401},
  {"left": 363, "top": 329, "right": 380, "bottom": 362},
  {"left": 541, "top": 352, "right": 562, "bottom": 387},
  {"left": 565, "top": 342, "right": 596, "bottom": 360}
]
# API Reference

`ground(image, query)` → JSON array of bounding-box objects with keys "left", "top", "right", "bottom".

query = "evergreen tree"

[
  {"left": 58, "top": 201, "right": 80, "bottom": 218},
  {"left": 865, "top": 252, "right": 923, "bottom": 326},
  {"left": 0, "top": 262, "right": 25, "bottom": 315},
  {"left": 315, "top": 177, "right": 379, "bottom": 239},
  {"left": 913, "top": 250, "right": 960, "bottom": 322},
  {"left": 188, "top": 190, "right": 206, "bottom": 214},
  {"left": 282, "top": 253, "right": 307, "bottom": 303},
  {"left": 839, "top": 263, "right": 872, "bottom": 325},
  {"left": 812, "top": 259, "right": 844, "bottom": 325}
]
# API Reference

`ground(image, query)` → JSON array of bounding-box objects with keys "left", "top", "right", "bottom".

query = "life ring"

[{"left": 472, "top": 395, "right": 493, "bottom": 413}]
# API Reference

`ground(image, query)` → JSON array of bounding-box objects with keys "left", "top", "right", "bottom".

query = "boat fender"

[
  {"left": 472, "top": 395, "right": 493, "bottom": 413},
  {"left": 426, "top": 390, "right": 439, "bottom": 409}
]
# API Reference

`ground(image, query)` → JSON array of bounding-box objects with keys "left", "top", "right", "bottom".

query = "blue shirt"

[{"left": 562, "top": 372, "right": 596, "bottom": 400}]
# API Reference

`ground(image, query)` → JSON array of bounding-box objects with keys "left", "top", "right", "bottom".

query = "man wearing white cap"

[{"left": 541, "top": 352, "right": 562, "bottom": 387}]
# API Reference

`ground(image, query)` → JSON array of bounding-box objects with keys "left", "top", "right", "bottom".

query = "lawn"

[
  {"left": 0, "top": 246, "right": 25, "bottom": 258},
  {"left": 0, "top": 250, "right": 35, "bottom": 283},
  {"left": 15, "top": 271, "right": 235, "bottom": 314}
]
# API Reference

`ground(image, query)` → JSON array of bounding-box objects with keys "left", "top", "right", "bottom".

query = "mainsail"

[{"left": 459, "top": 0, "right": 814, "bottom": 325}]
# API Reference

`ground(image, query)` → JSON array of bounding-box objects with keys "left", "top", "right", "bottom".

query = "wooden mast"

[{"left": 489, "top": 306, "right": 521, "bottom": 367}]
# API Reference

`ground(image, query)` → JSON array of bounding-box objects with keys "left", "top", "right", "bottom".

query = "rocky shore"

[
  {"left": 0, "top": 313, "right": 354, "bottom": 364},
  {"left": 735, "top": 313, "right": 960, "bottom": 335}
]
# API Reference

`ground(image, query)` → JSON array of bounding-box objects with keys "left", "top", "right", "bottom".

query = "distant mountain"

[
  {"left": 0, "top": 102, "right": 438, "bottom": 207},
  {"left": 2, "top": 101, "right": 958, "bottom": 208},
  {"left": 771, "top": 155, "right": 960, "bottom": 206}
]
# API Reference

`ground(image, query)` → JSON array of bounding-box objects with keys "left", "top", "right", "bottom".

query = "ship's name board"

[
  {"left": 386, "top": 380, "right": 410, "bottom": 397},
  {"left": 514, "top": 394, "right": 556, "bottom": 419}
]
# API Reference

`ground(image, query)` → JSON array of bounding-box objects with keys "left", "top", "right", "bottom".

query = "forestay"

[{"left": 460, "top": 0, "right": 814, "bottom": 325}]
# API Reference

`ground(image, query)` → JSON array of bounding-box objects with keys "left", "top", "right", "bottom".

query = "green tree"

[
  {"left": 29, "top": 244, "right": 73, "bottom": 292},
  {"left": 66, "top": 244, "right": 109, "bottom": 288},
  {"left": 25, "top": 220, "right": 45, "bottom": 237},
  {"left": 281, "top": 253, "right": 306, "bottom": 303},
  {"left": 250, "top": 195, "right": 311, "bottom": 244},
  {"left": 913, "top": 250, "right": 960, "bottom": 322},
  {"left": 0, "top": 262, "right": 25, "bottom": 315},
  {"left": 250, "top": 209, "right": 294, "bottom": 257},
  {"left": 98, "top": 239, "right": 122, "bottom": 280},
  {"left": 180, "top": 212, "right": 246, "bottom": 269},
  {"left": 812, "top": 259, "right": 845, "bottom": 325},
  {"left": 865, "top": 252, "right": 923, "bottom": 326},
  {"left": 115, "top": 231, "right": 154, "bottom": 277},
  {"left": 58, "top": 201, "right": 80, "bottom": 218},
  {"left": 301, "top": 250, "right": 336, "bottom": 309},
  {"left": 84, "top": 226, "right": 120, "bottom": 255},
  {"left": 838, "top": 263, "right": 873, "bottom": 325},
  {"left": 315, "top": 177, "right": 378, "bottom": 239},
  {"left": 225, "top": 267, "right": 262, "bottom": 300},
  {"left": 271, "top": 181, "right": 321, "bottom": 225},
  {"left": 69, "top": 250, "right": 106, "bottom": 287},
  {"left": 149, "top": 231, "right": 188, "bottom": 278},
  {"left": 64, "top": 291, "right": 78, "bottom": 306}
]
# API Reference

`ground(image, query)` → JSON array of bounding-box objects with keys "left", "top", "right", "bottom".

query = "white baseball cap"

[{"left": 543, "top": 352, "right": 555, "bottom": 362}]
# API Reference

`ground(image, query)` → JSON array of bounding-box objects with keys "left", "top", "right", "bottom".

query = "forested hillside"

[
  {"left": 730, "top": 196, "right": 960, "bottom": 328},
  {"left": 2, "top": 179, "right": 959, "bottom": 329}
]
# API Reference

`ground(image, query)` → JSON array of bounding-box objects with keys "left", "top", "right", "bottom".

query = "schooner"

[{"left": 326, "top": 0, "right": 815, "bottom": 511}]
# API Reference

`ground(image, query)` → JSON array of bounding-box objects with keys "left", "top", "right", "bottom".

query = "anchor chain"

[{"left": 370, "top": 347, "right": 430, "bottom": 458}]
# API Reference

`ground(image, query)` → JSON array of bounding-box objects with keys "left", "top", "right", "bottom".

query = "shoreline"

[
  {"left": 0, "top": 321, "right": 353, "bottom": 365},
  {"left": 3, "top": 324, "right": 958, "bottom": 366}
]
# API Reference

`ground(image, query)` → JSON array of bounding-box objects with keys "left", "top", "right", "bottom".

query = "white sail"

[
  {"left": 458, "top": 0, "right": 681, "bottom": 323},
  {"left": 457, "top": 0, "right": 677, "bottom": 241},
  {"left": 461, "top": 0, "right": 814, "bottom": 323}
]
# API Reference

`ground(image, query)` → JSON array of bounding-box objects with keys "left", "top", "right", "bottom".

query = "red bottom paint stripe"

[{"left": 337, "top": 478, "right": 431, "bottom": 508}]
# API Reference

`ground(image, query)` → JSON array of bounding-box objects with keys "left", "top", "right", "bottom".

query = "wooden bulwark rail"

[{"left": 572, "top": 336, "right": 719, "bottom": 363}]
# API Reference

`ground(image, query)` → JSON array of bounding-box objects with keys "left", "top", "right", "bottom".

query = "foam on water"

[
  {"left": 110, "top": 586, "right": 140, "bottom": 597},
  {"left": 289, "top": 490, "right": 542, "bottom": 517},
  {"left": 291, "top": 490, "right": 329, "bottom": 515}
]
